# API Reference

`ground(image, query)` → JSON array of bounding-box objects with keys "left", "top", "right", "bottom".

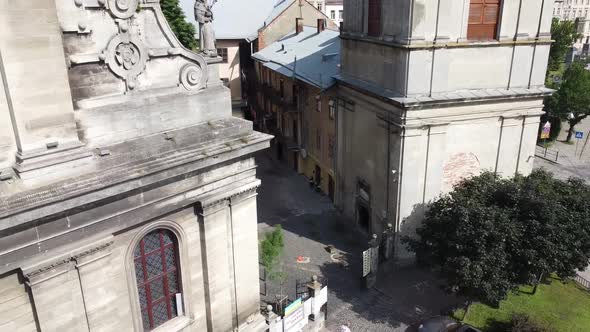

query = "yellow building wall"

[{"left": 254, "top": 62, "right": 337, "bottom": 200}]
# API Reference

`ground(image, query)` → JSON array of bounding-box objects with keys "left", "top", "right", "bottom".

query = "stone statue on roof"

[{"left": 195, "top": 0, "right": 217, "bottom": 57}]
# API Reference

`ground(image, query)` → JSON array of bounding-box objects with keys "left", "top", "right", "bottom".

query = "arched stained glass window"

[{"left": 134, "top": 229, "right": 181, "bottom": 331}]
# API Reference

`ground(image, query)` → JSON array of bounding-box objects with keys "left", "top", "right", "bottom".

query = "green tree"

[
  {"left": 404, "top": 170, "right": 590, "bottom": 307},
  {"left": 545, "top": 62, "right": 590, "bottom": 142},
  {"left": 260, "top": 225, "right": 285, "bottom": 280},
  {"left": 161, "top": 0, "right": 197, "bottom": 50},
  {"left": 547, "top": 18, "right": 581, "bottom": 74}
]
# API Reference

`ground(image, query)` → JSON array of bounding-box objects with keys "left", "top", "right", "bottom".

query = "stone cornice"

[
  {"left": 23, "top": 240, "right": 114, "bottom": 285},
  {"left": 0, "top": 125, "right": 272, "bottom": 229},
  {"left": 340, "top": 33, "right": 553, "bottom": 50},
  {"left": 197, "top": 180, "right": 261, "bottom": 216}
]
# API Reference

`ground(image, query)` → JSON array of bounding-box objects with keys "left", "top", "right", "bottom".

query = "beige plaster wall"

[{"left": 218, "top": 40, "right": 242, "bottom": 104}]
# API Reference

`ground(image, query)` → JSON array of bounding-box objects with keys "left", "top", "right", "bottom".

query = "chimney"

[
  {"left": 317, "top": 18, "right": 326, "bottom": 33},
  {"left": 296, "top": 18, "right": 303, "bottom": 34}
]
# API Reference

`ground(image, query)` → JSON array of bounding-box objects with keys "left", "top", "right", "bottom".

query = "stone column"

[
  {"left": 24, "top": 259, "right": 89, "bottom": 332},
  {"left": 197, "top": 199, "right": 236, "bottom": 332}
]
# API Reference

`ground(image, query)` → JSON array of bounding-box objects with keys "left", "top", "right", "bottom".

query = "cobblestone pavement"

[
  {"left": 255, "top": 153, "right": 461, "bottom": 332},
  {"left": 534, "top": 118, "right": 590, "bottom": 181}
]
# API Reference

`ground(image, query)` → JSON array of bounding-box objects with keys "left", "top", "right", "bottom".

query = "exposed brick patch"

[{"left": 442, "top": 152, "right": 481, "bottom": 192}]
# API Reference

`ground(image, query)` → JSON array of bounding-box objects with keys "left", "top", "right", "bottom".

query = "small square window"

[{"left": 217, "top": 48, "right": 228, "bottom": 63}]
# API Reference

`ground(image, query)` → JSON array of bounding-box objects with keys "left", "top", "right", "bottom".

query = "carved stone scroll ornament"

[
  {"left": 180, "top": 63, "right": 205, "bottom": 91},
  {"left": 102, "top": 33, "right": 148, "bottom": 90},
  {"left": 107, "top": 0, "right": 139, "bottom": 19}
]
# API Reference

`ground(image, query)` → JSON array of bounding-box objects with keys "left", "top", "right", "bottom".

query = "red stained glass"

[{"left": 134, "top": 229, "right": 180, "bottom": 331}]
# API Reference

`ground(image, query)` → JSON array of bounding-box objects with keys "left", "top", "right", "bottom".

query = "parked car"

[{"left": 407, "top": 316, "right": 482, "bottom": 332}]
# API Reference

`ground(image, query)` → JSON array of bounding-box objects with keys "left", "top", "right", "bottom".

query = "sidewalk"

[{"left": 534, "top": 118, "right": 590, "bottom": 181}]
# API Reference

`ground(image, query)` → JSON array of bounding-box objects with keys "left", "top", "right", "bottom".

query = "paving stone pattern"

[{"left": 256, "top": 153, "right": 461, "bottom": 332}]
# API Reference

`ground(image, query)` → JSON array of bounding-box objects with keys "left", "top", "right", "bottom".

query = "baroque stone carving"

[
  {"left": 103, "top": 33, "right": 148, "bottom": 90},
  {"left": 195, "top": 0, "right": 217, "bottom": 57},
  {"left": 180, "top": 64, "right": 205, "bottom": 91},
  {"left": 115, "top": 43, "right": 140, "bottom": 70},
  {"left": 108, "top": 0, "right": 138, "bottom": 19}
]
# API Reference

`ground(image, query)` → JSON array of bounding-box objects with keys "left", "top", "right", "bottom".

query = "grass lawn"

[{"left": 454, "top": 276, "right": 590, "bottom": 332}]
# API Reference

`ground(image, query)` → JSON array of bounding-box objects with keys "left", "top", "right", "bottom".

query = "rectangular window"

[
  {"left": 368, "top": 0, "right": 381, "bottom": 37},
  {"left": 339, "top": 10, "right": 343, "bottom": 20},
  {"left": 467, "top": 0, "right": 500, "bottom": 40},
  {"left": 316, "top": 95, "right": 322, "bottom": 112},
  {"left": 329, "top": 98, "right": 335, "bottom": 120},
  {"left": 317, "top": 3, "right": 322, "bottom": 12},
  {"left": 331, "top": 10, "right": 335, "bottom": 19},
  {"left": 217, "top": 48, "right": 228, "bottom": 63}
]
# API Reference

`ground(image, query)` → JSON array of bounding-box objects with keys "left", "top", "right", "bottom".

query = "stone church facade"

[
  {"left": 0, "top": 1, "right": 270, "bottom": 331},
  {"left": 334, "top": 0, "right": 554, "bottom": 258}
]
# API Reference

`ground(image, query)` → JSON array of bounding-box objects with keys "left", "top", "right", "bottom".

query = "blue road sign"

[{"left": 576, "top": 131, "right": 584, "bottom": 139}]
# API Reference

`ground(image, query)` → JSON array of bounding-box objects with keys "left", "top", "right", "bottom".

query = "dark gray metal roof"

[{"left": 252, "top": 27, "right": 341, "bottom": 89}]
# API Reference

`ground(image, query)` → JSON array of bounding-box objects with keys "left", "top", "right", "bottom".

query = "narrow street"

[{"left": 255, "top": 153, "right": 461, "bottom": 331}]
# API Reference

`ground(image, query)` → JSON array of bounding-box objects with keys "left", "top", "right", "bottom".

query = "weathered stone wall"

[
  {"left": 336, "top": 85, "right": 543, "bottom": 254},
  {"left": 0, "top": 0, "right": 81, "bottom": 157},
  {"left": 3, "top": 156, "right": 266, "bottom": 332},
  {"left": 0, "top": 62, "right": 16, "bottom": 170},
  {"left": 0, "top": 272, "right": 36, "bottom": 331},
  {"left": 341, "top": 0, "right": 553, "bottom": 96},
  {"left": 344, "top": 0, "right": 553, "bottom": 43}
]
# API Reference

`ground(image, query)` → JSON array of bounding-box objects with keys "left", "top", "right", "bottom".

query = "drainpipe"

[
  {"left": 494, "top": 116, "right": 505, "bottom": 174},
  {"left": 515, "top": 116, "right": 526, "bottom": 176},
  {"left": 528, "top": 0, "right": 545, "bottom": 88},
  {"left": 385, "top": 114, "right": 391, "bottom": 232},
  {"left": 508, "top": 0, "right": 523, "bottom": 89},
  {"left": 394, "top": 121, "right": 407, "bottom": 258},
  {"left": 422, "top": 126, "right": 431, "bottom": 204},
  {"left": 429, "top": 0, "right": 442, "bottom": 97}
]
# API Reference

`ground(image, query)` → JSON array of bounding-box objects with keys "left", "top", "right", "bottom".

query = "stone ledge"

[{"left": 0, "top": 123, "right": 272, "bottom": 226}]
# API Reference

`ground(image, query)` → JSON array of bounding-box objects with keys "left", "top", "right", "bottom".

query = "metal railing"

[
  {"left": 574, "top": 274, "right": 590, "bottom": 290},
  {"left": 535, "top": 144, "right": 560, "bottom": 162}
]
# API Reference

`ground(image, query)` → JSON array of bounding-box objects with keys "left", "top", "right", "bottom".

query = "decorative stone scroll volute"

[{"left": 62, "top": 0, "right": 209, "bottom": 99}]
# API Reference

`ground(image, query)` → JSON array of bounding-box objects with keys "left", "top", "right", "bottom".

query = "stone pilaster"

[
  {"left": 73, "top": 239, "right": 130, "bottom": 332},
  {"left": 0, "top": 0, "right": 90, "bottom": 179},
  {"left": 229, "top": 186, "right": 262, "bottom": 325},
  {"left": 24, "top": 259, "right": 89, "bottom": 332},
  {"left": 197, "top": 199, "right": 236, "bottom": 332}
]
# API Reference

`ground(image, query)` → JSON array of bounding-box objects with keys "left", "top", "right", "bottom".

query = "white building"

[
  {"left": 326, "top": 0, "right": 344, "bottom": 24},
  {"left": 335, "top": 0, "right": 553, "bottom": 259},
  {"left": 553, "top": 0, "right": 590, "bottom": 51},
  {"left": 308, "top": 0, "right": 326, "bottom": 13}
]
